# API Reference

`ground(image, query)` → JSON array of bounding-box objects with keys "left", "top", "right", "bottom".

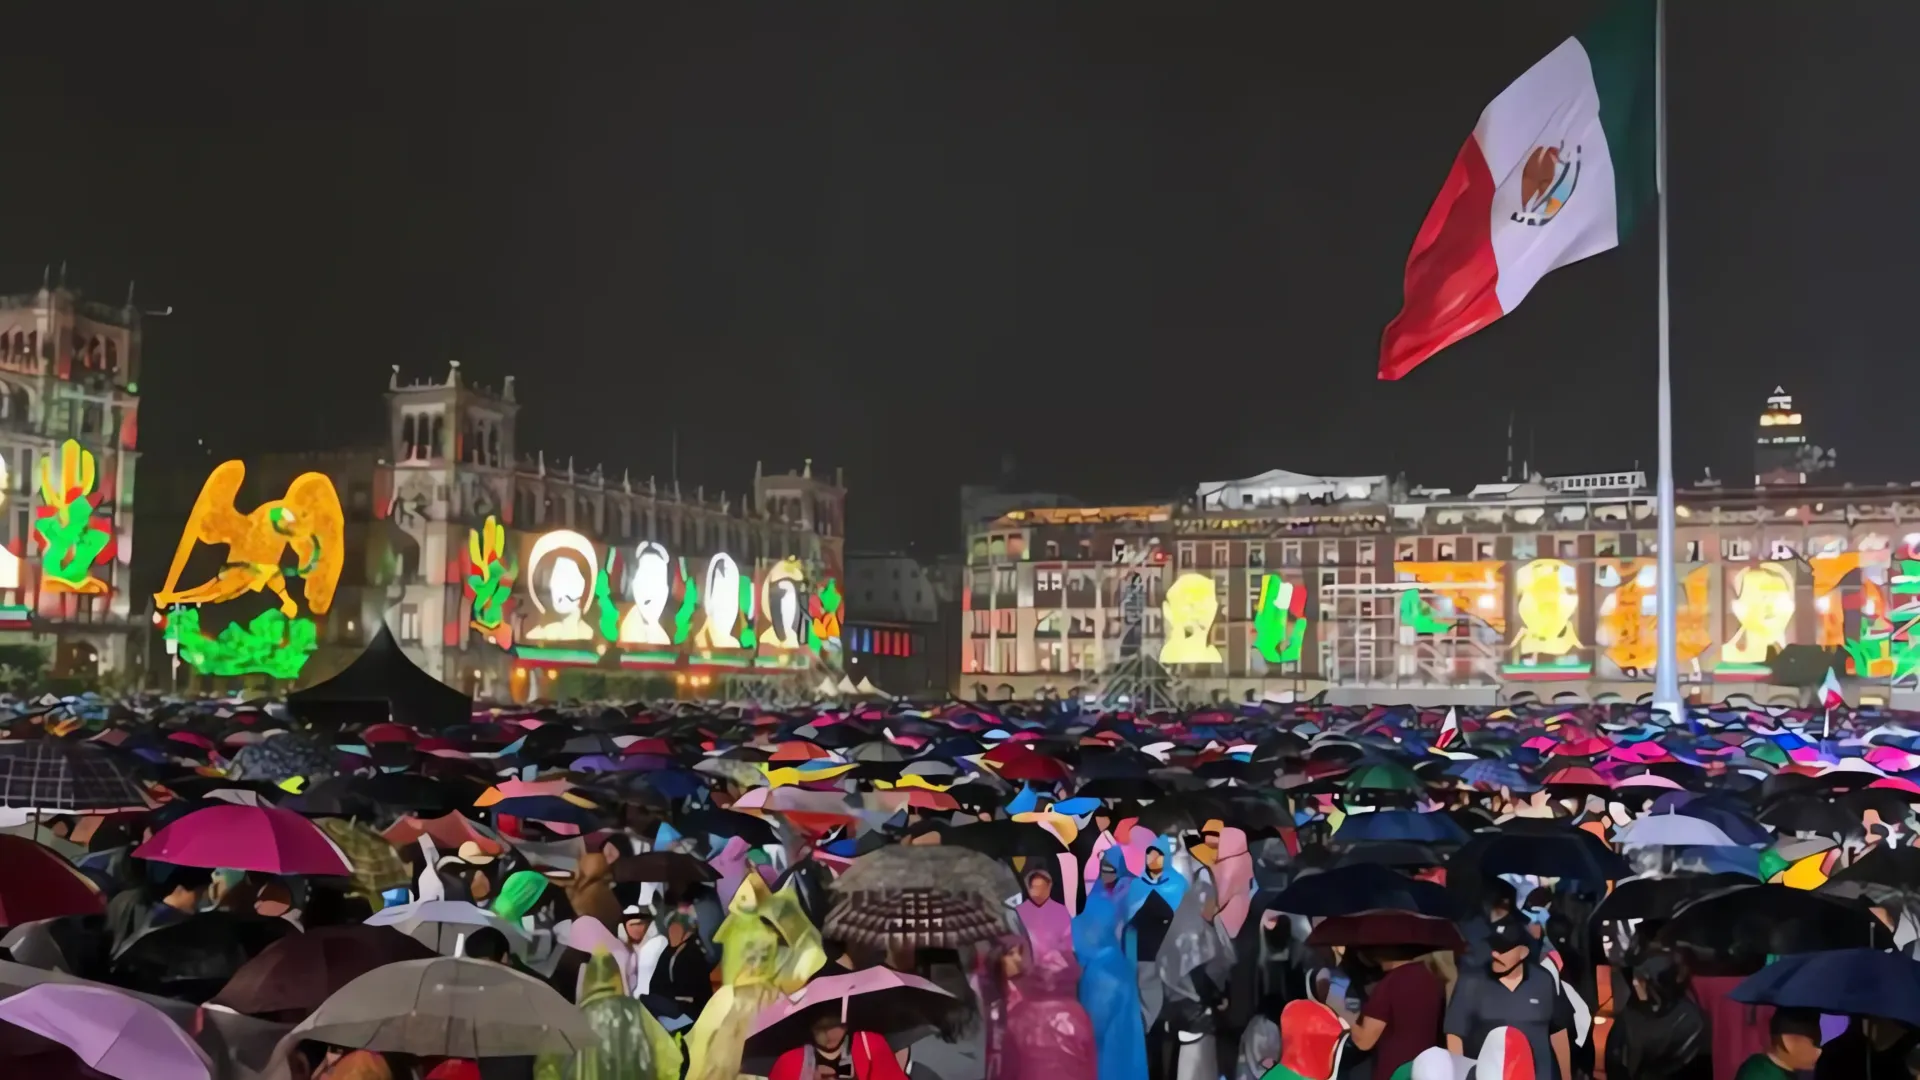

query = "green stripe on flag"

[{"left": 1577, "top": 0, "right": 1657, "bottom": 239}]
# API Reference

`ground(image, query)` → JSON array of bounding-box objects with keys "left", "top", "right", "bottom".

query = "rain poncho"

[
  {"left": 1259, "top": 999, "right": 1343, "bottom": 1080},
  {"left": 684, "top": 876, "right": 824, "bottom": 1080},
  {"left": 975, "top": 936, "right": 1097, "bottom": 1080},
  {"left": 534, "top": 948, "right": 682, "bottom": 1080},
  {"left": 1210, "top": 827, "right": 1253, "bottom": 939},
  {"left": 1072, "top": 849, "right": 1147, "bottom": 1080},
  {"left": 1017, "top": 868, "right": 1075, "bottom": 962},
  {"left": 1123, "top": 835, "right": 1187, "bottom": 961},
  {"left": 1155, "top": 881, "right": 1233, "bottom": 1080}
]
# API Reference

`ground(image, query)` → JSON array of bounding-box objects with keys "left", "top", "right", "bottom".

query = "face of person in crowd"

[
  {"left": 1094, "top": 811, "right": 1112, "bottom": 832},
  {"left": 1026, "top": 874, "right": 1052, "bottom": 905},
  {"left": 810, "top": 1015, "right": 848, "bottom": 1054},
  {"left": 1098, "top": 862, "right": 1118, "bottom": 888},
  {"left": 1776, "top": 1031, "right": 1822, "bottom": 1071},
  {"left": 623, "top": 916, "right": 652, "bottom": 944},
  {"left": 1490, "top": 941, "right": 1530, "bottom": 977},
  {"left": 1145, "top": 849, "right": 1164, "bottom": 876},
  {"left": 666, "top": 919, "right": 689, "bottom": 947}
]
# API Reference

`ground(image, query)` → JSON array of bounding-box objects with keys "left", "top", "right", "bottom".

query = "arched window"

[
  {"left": 487, "top": 425, "right": 501, "bottom": 467},
  {"left": 428, "top": 416, "right": 444, "bottom": 459},
  {"left": 401, "top": 415, "right": 416, "bottom": 458}
]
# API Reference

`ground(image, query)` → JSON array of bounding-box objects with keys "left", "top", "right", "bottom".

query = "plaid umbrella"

[
  {"left": 0, "top": 741, "right": 147, "bottom": 811},
  {"left": 315, "top": 817, "right": 412, "bottom": 898},
  {"left": 824, "top": 888, "right": 1011, "bottom": 950}
]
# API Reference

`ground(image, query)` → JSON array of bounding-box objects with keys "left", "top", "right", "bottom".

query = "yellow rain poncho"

[
  {"left": 685, "top": 876, "right": 825, "bottom": 1080},
  {"left": 535, "top": 948, "right": 682, "bottom": 1080}
]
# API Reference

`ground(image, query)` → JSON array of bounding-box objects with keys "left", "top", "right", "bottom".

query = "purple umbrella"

[{"left": 0, "top": 984, "right": 212, "bottom": 1080}]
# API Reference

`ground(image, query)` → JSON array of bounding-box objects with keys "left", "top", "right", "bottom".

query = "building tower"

[{"left": 1755, "top": 386, "right": 1809, "bottom": 486}]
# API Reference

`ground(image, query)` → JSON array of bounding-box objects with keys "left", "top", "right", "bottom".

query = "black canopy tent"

[{"left": 289, "top": 623, "right": 472, "bottom": 731}]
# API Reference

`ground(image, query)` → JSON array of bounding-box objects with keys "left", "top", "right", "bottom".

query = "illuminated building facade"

[
  {"left": 0, "top": 288, "right": 143, "bottom": 678},
  {"left": 152, "top": 364, "right": 844, "bottom": 699},
  {"left": 964, "top": 466, "right": 1920, "bottom": 706},
  {"left": 844, "top": 552, "right": 960, "bottom": 698}
]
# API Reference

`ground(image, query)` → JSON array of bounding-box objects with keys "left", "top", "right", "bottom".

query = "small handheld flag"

[{"left": 1436, "top": 708, "right": 1461, "bottom": 751}]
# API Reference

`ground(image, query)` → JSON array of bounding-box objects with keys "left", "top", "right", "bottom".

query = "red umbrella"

[
  {"left": 1543, "top": 766, "right": 1609, "bottom": 790},
  {"left": 989, "top": 753, "right": 1071, "bottom": 783},
  {"left": 359, "top": 723, "right": 419, "bottom": 745},
  {"left": 0, "top": 836, "right": 102, "bottom": 927},
  {"left": 1304, "top": 909, "right": 1465, "bottom": 951},
  {"left": 1551, "top": 736, "right": 1614, "bottom": 758},
  {"left": 134, "top": 803, "right": 351, "bottom": 876}
]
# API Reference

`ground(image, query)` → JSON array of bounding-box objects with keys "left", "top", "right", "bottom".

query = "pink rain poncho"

[{"left": 972, "top": 935, "right": 1096, "bottom": 1080}]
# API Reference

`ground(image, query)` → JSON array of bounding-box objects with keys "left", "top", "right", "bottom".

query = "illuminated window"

[
  {"left": 1596, "top": 535, "right": 1617, "bottom": 556},
  {"left": 1685, "top": 541, "right": 1702, "bottom": 561},
  {"left": 1039, "top": 642, "right": 1062, "bottom": 671},
  {"left": 1726, "top": 538, "right": 1753, "bottom": 561},
  {"left": 989, "top": 537, "right": 1006, "bottom": 560},
  {"left": 1044, "top": 540, "right": 1059, "bottom": 558},
  {"left": 1322, "top": 542, "right": 1341, "bottom": 565},
  {"left": 1477, "top": 540, "right": 1496, "bottom": 560},
  {"left": 1768, "top": 538, "right": 1796, "bottom": 561},
  {"left": 1282, "top": 541, "right": 1301, "bottom": 567},
  {"left": 398, "top": 605, "right": 421, "bottom": 643},
  {"left": 1212, "top": 571, "right": 1228, "bottom": 606},
  {"left": 1077, "top": 538, "right": 1093, "bottom": 559},
  {"left": 1395, "top": 540, "right": 1414, "bottom": 562},
  {"left": 1177, "top": 542, "right": 1195, "bottom": 568},
  {"left": 1037, "top": 570, "right": 1062, "bottom": 591},
  {"left": 1248, "top": 545, "right": 1266, "bottom": 568},
  {"left": 1358, "top": 542, "right": 1375, "bottom": 564},
  {"left": 1248, "top": 574, "right": 1264, "bottom": 617},
  {"left": 1436, "top": 541, "right": 1456, "bottom": 561},
  {"left": 1514, "top": 536, "right": 1538, "bottom": 560},
  {"left": 1007, "top": 535, "right": 1026, "bottom": 560},
  {"left": 1036, "top": 612, "right": 1062, "bottom": 635}
]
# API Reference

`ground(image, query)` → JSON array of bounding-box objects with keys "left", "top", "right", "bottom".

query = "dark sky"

[{"left": 1, "top": 2, "right": 1909, "bottom": 551}]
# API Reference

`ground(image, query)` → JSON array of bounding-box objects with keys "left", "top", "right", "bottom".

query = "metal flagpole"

[{"left": 1652, "top": 0, "right": 1682, "bottom": 723}]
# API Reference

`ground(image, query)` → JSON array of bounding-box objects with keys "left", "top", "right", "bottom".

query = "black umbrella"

[
  {"left": 1075, "top": 777, "right": 1164, "bottom": 803},
  {"left": 611, "top": 851, "right": 720, "bottom": 890},
  {"left": 110, "top": 912, "right": 297, "bottom": 1002},
  {"left": 1334, "top": 841, "right": 1445, "bottom": 869},
  {"left": 1265, "top": 863, "right": 1454, "bottom": 917},
  {"left": 1135, "top": 791, "right": 1232, "bottom": 835},
  {"left": 0, "top": 741, "right": 148, "bottom": 811},
  {"left": 1585, "top": 872, "right": 1754, "bottom": 955},
  {"left": 676, "top": 807, "right": 777, "bottom": 847},
  {"left": 1758, "top": 796, "right": 1858, "bottom": 836},
  {"left": 940, "top": 819, "right": 1068, "bottom": 859},
  {"left": 1820, "top": 846, "right": 1920, "bottom": 906},
  {"left": 1447, "top": 821, "right": 1626, "bottom": 909},
  {"left": 1657, "top": 884, "right": 1893, "bottom": 971}
]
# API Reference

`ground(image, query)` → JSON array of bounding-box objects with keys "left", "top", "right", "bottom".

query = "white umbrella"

[
  {"left": 1613, "top": 815, "right": 1738, "bottom": 849},
  {"left": 364, "top": 899, "right": 530, "bottom": 957}
]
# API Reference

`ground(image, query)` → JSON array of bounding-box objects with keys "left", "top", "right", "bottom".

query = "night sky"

[{"left": 1, "top": 2, "right": 1909, "bottom": 551}]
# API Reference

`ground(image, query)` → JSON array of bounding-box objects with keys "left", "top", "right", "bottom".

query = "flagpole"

[{"left": 1652, "top": 0, "right": 1682, "bottom": 724}]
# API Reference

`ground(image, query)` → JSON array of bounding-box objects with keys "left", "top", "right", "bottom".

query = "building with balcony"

[
  {"left": 0, "top": 287, "right": 144, "bottom": 679},
  {"left": 963, "top": 464, "right": 1920, "bottom": 708}
]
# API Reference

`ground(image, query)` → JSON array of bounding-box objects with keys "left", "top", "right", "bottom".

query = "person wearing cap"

[{"left": 1444, "top": 916, "right": 1571, "bottom": 1080}]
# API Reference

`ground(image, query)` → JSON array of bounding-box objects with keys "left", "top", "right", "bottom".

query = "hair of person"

[
  {"left": 1770, "top": 1008, "right": 1823, "bottom": 1043},
  {"left": 463, "top": 927, "right": 511, "bottom": 962}
]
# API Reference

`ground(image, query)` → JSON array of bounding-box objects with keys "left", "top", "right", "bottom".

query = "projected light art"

[
  {"left": 1159, "top": 572, "right": 1222, "bottom": 664},
  {"left": 466, "top": 515, "right": 517, "bottom": 649},
  {"left": 35, "top": 440, "right": 114, "bottom": 595},
  {"left": 1721, "top": 561, "right": 1795, "bottom": 675},
  {"left": 618, "top": 541, "right": 673, "bottom": 645},
  {"left": 762, "top": 558, "right": 807, "bottom": 649},
  {"left": 523, "top": 530, "right": 598, "bottom": 643},
  {"left": 155, "top": 461, "right": 344, "bottom": 678},
  {"left": 1252, "top": 574, "right": 1305, "bottom": 664},
  {"left": 695, "top": 553, "right": 743, "bottom": 648},
  {"left": 1505, "top": 559, "right": 1588, "bottom": 677}
]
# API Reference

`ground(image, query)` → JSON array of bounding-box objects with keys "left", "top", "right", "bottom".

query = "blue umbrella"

[
  {"left": 1733, "top": 949, "right": 1920, "bottom": 1027},
  {"left": 1676, "top": 799, "right": 1772, "bottom": 848},
  {"left": 1456, "top": 760, "right": 1535, "bottom": 792},
  {"left": 1333, "top": 809, "right": 1468, "bottom": 845}
]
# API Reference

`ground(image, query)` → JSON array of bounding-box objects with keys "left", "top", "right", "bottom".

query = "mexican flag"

[{"left": 1379, "top": 0, "right": 1656, "bottom": 380}]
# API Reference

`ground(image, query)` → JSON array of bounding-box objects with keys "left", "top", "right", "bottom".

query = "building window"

[
  {"left": 1513, "top": 536, "right": 1538, "bottom": 561},
  {"left": 1247, "top": 545, "right": 1266, "bottom": 568},
  {"left": 1211, "top": 542, "right": 1229, "bottom": 566},
  {"left": 1036, "top": 569, "right": 1062, "bottom": 591},
  {"left": 1007, "top": 535, "right": 1026, "bottom": 560},
  {"left": 1477, "top": 540, "right": 1496, "bottom": 560},
  {"left": 1212, "top": 571, "right": 1229, "bottom": 605},
  {"left": 1557, "top": 538, "right": 1577, "bottom": 558},
  {"left": 1596, "top": 534, "right": 1619, "bottom": 557},
  {"left": 1322, "top": 541, "right": 1341, "bottom": 565},
  {"left": 1685, "top": 540, "right": 1702, "bottom": 561},
  {"left": 1177, "top": 542, "right": 1195, "bottom": 568},
  {"left": 1044, "top": 540, "right": 1059, "bottom": 558},
  {"left": 1395, "top": 540, "right": 1415, "bottom": 562},
  {"left": 1248, "top": 574, "right": 1265, "bottom": 618},
  {"left": 1436, "top": 541, "right": 1456, "bottom": 561},
  {"left": 1768, "top": 538, "right": 1797, "bottom": 561},
  {"left": 1357, "top": 542, "right": 1375, "bottom": 565},
  {"left": 1282, "top": 541, "right": 1302, "bottom": 567},
  {"left": 1036, "top": 611, "right": 1062, "bottom": 635},
  {"left": 1112, "top": 540, "right": 1129, "bottom": 562},
  {"left": 398, "top": 605, "right": 422, "bottom": 643}
]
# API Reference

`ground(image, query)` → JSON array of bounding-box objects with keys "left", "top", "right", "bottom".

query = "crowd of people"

[{"left": 2, "top": 694, "right": 1919, "bottom": 1080}]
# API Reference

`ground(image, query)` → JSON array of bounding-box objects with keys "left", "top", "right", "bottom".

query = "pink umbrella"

[
  {"left": 0, "top": 983, "right": 211, "bottom": 1080},
  {"left": 134, "top": 803, "right": 350, "bottom": 876},
  {"left": 1612, "top": 773, "right": 1683, "bottom": 791},
  {"left": 742, "top": 968, "right": 953, "bottom": 1074},
  {"left": 1870, "top": 777, "right": 1920, "bottom": 795}
]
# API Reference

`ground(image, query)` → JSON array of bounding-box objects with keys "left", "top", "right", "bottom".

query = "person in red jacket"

[{"left": 768, "top": 1011, "right": 909, "bottom": 1080}]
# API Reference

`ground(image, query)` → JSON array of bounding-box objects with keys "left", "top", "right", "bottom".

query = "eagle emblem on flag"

[{"left": 1512, "top": 141, "right": 1582, "bottom": 225}]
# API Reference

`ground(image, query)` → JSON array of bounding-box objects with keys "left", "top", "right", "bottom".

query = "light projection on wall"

[
  {"left": 1400, "top": 590, "right": 1452, "bottom": 634},
  {"left": 522, "top": 530, "right": 599, "bottom": 643},
  {"left": 465, "top": 515, "right": 517, "bottom": 649},
  {"left": 1593, "top": 560, "right": 1711, "bottom": 677},
  {"left": 762, "top": 558, "right": 808, "bottom": 649},
  {"left": 1159, "top": 572, "right": 1222, "bottom": 664},
  {"left": 1393, "top": 562, "right": 1506, "bottom": 685},
  {"left": 1252, "top": 574, "right": 1306, "bottom": 664},
  {"left": 35, "top": 440, "right": 114, "bottom": 595},
  {"left": 1842, "top": 550, "right": 1920, "bottom": 684},
  {"left": 0, "top": 455, "right": 19, "bottom": 592},
  {"left": 809, "top": 577, "right": 842, "bottom": 659},
  {"left": 618, "top": 542, "right": 673, "bottom": 645},
  {"left": 155, "top": 462, "right": 344, "bottom": 678},
  {"left": 1811, "top": 552, "right": 1863, "bottom": 649},
  {"left": 1395, "top": 562, "right": 1506, "bottom": 633},
  {"left": 1505, "top": 559, "right": 1588, "bottom": 678},
  {"left": 695, "top": 553, "right": 743, "bottom": 648},
  {"left": 1720, "top": 561, "right": 1795, "bottom": 677}
]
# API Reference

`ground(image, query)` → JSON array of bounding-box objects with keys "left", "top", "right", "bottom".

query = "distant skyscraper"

[{"left": 1755, "top": 386, "right": 1809, "bottom": 485}]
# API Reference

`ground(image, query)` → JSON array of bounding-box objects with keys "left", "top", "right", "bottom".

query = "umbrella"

[
  {"left": 825, "top": 888, "right": 1010, "bottom": 950},
  {"left": 1266, "top": 864, "right": 1453, "bottom": 918},
  {"left": 832, "top": 844, "right": 1020, "bottom": 906},
  {"left": 610, "top": 851, "right": 720, "bottom": 890},
  {"left": 1133, "top": 791, "right": 1232, "bottom": 834},
  {"left": 1585, "top": 873, "right": 1755, "bottom": 954},
  {"left": 287, "top": 956, "right": 593, "bottom": 1058},
  {"left": 1658, "top": 884, "right": 1893, "bottom": 965},
  {"left": 210, "top": 924, "right": 438, "bottom": 1021},
  {"left": 0, "top": 983, "right": 211, "bottom": 1080},
  {"left": 364, "top": 899, "right": 531, "bottom": 957},
  {"left": 1333, "top": 841, "right": 1445, "bottom": 869},
  {"left": 1451, "top": 822, "right": 1627, "bottom": 885},
  {"left": 938, "top": 819, "right": 1068, "bottom": 860},
  {"left": 133, "top": 804, "right": 350, "bottom": 876},
  {"left": 1732, "top": 948, "right": 1920, "bottom": 1028},
  {"left": 1819, "top": 846, "right": 1920, "bottom": 905},
  {"left": 1613, "top": 815, "right": 1740, "bottom": 849},
  {"left": 1331, "top": 810, "right": 1468, "bottom": 845},
  {"left": 313, "top": 817, "right": 412, "bottom": 897},
  {"left": 741, "top": 968, "right": 956, "bottom": 1074},
  {"left": 0, "top": 742, "right": 148, "bottom": 811},
  {"left": 1075, "top": 777, "right": 1164, "bottom": 802},
  {"left": 676, "top": 807, "right": 778, "bottom": 847},
  {"left": 226, "top": 734, "right": 336, "bottom": 786},
  {"left": 1303, "top": 909, "right": 1466, "bottom": 951},
  {"left": 1341, "top": 762, "right": 1422, "bottom": 793},
  {"left": 0, "top": 1018, "right": 114, "bottom": 1080},
  {"left": 1757, "top": 796, "right": 1856, "bottom": 836},
  {"left": 110, "top": 912, "right": 297, "bottom": 1003},
  {"left": 986, "top": 754, "right": 1071, "bottom": 784},
  {"left": 0, "top": 836, "right": 102, "bottom": 927}
]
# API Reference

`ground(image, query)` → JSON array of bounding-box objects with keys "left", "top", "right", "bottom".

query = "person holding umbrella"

[
  {"left": 1333, "top": 942, "right": 1446, "bottom": 1080},
  {"left": 767, "top": 1011, "right": 909, "bottom": 1080}
]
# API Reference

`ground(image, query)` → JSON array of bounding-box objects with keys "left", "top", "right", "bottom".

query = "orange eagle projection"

[{"left": 153, "top": 462, "right": 345, "bottom": 619}]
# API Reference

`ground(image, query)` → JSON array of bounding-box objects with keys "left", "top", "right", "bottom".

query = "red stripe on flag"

[{"left": 1379, "top": 137, "right": 1504, "bottom": 380}]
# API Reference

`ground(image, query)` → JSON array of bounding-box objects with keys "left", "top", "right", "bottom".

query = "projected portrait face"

[
  {"left": 1723, "top": 562, "right": 1794, "bottom": 665},
  {"left": 1513, "top": 559, "right": 1580, "bottom": 658},
  {"left": 696, "top": 553, "right": 742, "bottom": 648},
  {"left": 524, "top": 530, "right": 597, "bottom": 643},
  {"left": 762, "top": 558, "right": 806, "bottom": 649},
  {"left": 1159, "top": 572, "right": 1222, "bottom": 664},
  {"left": 619, "top": 542, "right": 672, "bottom": 645}
]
